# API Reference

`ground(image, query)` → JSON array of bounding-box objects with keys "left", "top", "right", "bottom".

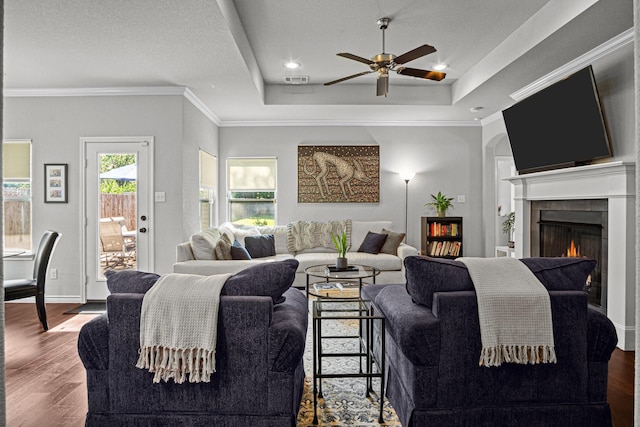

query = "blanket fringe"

[
  {"left": 136, "top": 346, "right": 216, "bottom": 384},
  {"left": 479, "top": 345, "right": 557, "bottom": 367}
]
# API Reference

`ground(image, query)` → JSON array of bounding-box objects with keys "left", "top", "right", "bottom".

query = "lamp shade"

[{"left": 399, "top": 171, "right": 415, "bottom": 182}]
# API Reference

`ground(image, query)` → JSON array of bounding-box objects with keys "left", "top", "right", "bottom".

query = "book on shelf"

[
  {"left": 428, "top": 221, "right": 460, "bottom": 237},
  {"left": 427, "top": 239, "right": 461, "bottom": 257}
]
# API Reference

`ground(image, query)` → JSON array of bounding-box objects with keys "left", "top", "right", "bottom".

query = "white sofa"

[{"left": 173, "top": 220, "right": 418, "bottom": 287}]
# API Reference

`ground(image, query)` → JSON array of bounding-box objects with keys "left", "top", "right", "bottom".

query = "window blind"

[
  {"left": 199, "top": 150, "right": 217, "bottom": 190},
  {"left": 227, "top": 158, "right": 276, "bottom": 191},
  {"left": 3, "top": 141, "right": 31, "bottom": 180}
]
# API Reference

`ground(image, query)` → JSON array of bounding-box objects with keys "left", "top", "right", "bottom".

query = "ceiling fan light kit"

[{"left": 324, "top": 17, "right": 446, "bottom": 97}]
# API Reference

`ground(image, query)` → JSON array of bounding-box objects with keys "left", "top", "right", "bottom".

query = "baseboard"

[{"left": 612, "top": 322, "right": 635, "bottom": 351}]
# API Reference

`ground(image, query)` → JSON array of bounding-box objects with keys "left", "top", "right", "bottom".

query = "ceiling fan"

[{"left": 324, "top": 17, "right": 445, "bottom": 97}]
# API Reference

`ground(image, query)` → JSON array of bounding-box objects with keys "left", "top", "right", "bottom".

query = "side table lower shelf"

[{"left": 312, "top": 298, "right": 386, "bottom": 424}]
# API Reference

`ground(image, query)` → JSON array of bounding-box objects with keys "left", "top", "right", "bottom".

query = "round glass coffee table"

[{"left": 305, "top": 264, "right": 380, "bottom": 299}]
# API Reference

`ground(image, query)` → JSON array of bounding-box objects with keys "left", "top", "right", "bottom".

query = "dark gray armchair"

[
  {"left": 78, "top": 262, "right": 308, "bottom": 426},
  {"left": 362, "top": 256, "right": 618, "bottom": 427}
]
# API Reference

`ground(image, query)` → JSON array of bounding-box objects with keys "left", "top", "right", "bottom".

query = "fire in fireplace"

[{"left": 564, "top": 240, "right": 580, "bottom": 257}]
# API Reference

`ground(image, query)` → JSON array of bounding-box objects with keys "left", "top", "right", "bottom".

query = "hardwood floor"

[{"left": 3, "top": 303, "right": 636, "bottom": 426}]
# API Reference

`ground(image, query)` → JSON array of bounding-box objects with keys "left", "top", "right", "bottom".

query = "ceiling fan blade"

[
  {"left": 324, "top": 71, "right": 373, "bottom": 86},
  {"left": 376, "top": 74, "right": 389, "bottom": 97},
  {"left": 396, "top": 67, "right": 446, "bottom": 81},
  {"left": 394, "top": 44, "right": 437, "bottom": 65},
  {"left": 337, "top": 52, "right": 375, "bottom": 65}
]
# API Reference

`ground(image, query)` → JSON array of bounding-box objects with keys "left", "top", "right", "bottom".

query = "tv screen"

[{"left": 502, "top": 65, "right": 612, "bottom": 174}]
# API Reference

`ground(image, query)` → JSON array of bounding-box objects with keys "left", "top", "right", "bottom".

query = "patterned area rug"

[{"left": 296, "top": 302, "right": 401, "bottom": 426}]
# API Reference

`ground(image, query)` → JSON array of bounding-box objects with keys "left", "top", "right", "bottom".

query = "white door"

[{"left": 83, "top": 137, "right": 154, "bottom": 300}]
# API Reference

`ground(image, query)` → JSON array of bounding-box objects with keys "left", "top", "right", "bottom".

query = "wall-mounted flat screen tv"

[{"left": 502, "top": 65, "right": 612, "bottom": 174}]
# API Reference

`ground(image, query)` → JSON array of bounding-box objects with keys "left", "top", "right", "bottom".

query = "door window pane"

[{"left": 98, "top": 153, "right": 137, "bottom": 272}]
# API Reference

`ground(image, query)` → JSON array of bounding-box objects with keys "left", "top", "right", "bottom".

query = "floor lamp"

[{"left": 399, "top": 172, "right": 415, "bottom": 242}]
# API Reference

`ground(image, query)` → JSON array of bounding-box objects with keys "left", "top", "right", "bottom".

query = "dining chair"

[{"left": 4, "top": 230, "right": 61, "bottom": 331}]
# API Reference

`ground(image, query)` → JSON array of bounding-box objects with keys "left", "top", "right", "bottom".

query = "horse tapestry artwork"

[{"left": 298, "top": 145, "right": 379, "bottom": 203}]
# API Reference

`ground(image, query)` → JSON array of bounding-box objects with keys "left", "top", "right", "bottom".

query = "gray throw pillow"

[
  {"left": 380, "top": 228, "right": 405, "bottom": 255},
  {"left": 222, "top": 259, "right": 298, "bottom": 304},
  {"left": 244, "top": 234, "right": 276, "bottom": 258},
  {"left": 230, "top": 239, "right": 252, "bottom": 260},
  {"left": 357, "top": 231, "right": 388, "bottom": 254},
  {"left": 104, "top": 269, "right": 160, "bottom": 294},
  {"left": 214, "top": 233, "right": 233, "bottom": 260}
]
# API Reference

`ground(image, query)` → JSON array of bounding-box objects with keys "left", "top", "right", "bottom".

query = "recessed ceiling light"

[
  {"left": 284, "top": 61, "right": 301, "bottom": 69},
  {"left": 470, "top": 106, "right": 484, "bottom": 113},
  {"left": 433, "top": 63, "right": 448, "bottom": 71}
]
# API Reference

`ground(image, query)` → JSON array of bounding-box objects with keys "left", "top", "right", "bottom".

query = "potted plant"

[
  {"left": 331, "top": 231, "right": 349, "bottom": 270},
  {"left": 425, "top": 191, "right": 454, "bottom": 217},
  {"left": 502, "top": 211, "right": 516, "bottom": 248}
]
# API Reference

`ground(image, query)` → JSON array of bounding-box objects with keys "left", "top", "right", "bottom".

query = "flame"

[{"left": 565, "top": 240, "right": 581, "bottom": 257}]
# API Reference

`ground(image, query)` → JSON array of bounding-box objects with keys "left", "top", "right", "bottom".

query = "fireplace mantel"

[{"left": 506, "top": 161, "right": 636, "bottom": 350}]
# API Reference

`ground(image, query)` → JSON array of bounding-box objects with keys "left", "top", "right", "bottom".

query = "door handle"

[{"left": 139, "top": 227, "right": 147, "bottom": 233}]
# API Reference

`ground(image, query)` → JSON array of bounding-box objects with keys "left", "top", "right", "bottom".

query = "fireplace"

[
  {"left": 506, "top": 161, "right": 635, "bottom": 350},
  {"left": 531, "top": 200, "right": 607, "bottom": 312}
]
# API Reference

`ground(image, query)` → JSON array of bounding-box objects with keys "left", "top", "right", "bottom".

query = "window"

[
  {"left": 227, "top": 157, "right": 276, "bottom": 226},
  {"left": 3, "top": 140, "right": 32, "bottom": 251},
  {"left": 199, "top": 150, "right": 217, "bottom": 230}
]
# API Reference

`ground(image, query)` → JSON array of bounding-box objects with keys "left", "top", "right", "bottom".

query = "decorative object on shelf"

[
  {"left": 399, "top": 171, "right": 415, "bottom": 240},
  {"left": 425, "top": 191, "right": 454, "bottom": 217},
  {"left": 44, "top": 163, "right": 68, "bottom": 203},
  {"left": 297, "top": 145, "right": 379, "bottom": 203},
  {"left": 502, "top": 211, "right": 516, "bottom": 248},
  {"left": 331, "top": 231, "right": 349, "bottom": 270}
]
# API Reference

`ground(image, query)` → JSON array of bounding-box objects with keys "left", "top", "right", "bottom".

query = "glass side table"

[
  {"left": 305, "top": 264, "right": 380, "bottom": 299},
  {"left": 311, "top": 298, "right": 386, "bottom": 424}
]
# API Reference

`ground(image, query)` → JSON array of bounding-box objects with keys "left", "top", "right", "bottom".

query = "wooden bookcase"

[{"left": 421, "top": 216, "right": 463, "bottom": 259}]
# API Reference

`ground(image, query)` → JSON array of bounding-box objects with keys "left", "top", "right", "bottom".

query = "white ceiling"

[{"left": 3, "top": 0, "right": 634, "bottom": 126}]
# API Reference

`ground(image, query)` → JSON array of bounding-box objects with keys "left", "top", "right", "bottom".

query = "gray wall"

[
  {"left": 3, "top": 95, "right": 197, "bottom": 300},
  {"left": 181, "top": 99, "right": 220, "bottom": 240},
  {"left": 219, "top": 125, "right": 483, "bottom": 254}
]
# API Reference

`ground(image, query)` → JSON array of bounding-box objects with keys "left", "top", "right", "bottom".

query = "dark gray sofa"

[
  {"left": 78, "top": 263, "right": 308, "bottom": 426},
  {"left": 362, "top": 256, "right": 618, "bottom": 427}
]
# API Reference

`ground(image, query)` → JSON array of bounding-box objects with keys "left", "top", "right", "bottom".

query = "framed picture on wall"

[
  {"left": 297, "top": 145, "right": 380, "bottom": 203},
  {"left": 44, "top": 163, "right": 68, "bottom": 203}
]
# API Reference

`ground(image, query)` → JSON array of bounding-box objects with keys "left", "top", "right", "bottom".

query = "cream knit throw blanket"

[
  {"left": 458, "top": 257, "right": 557, "bottom": 367},
  {"left": 135, "top": 273, "right": 232, "bottom": 383}
]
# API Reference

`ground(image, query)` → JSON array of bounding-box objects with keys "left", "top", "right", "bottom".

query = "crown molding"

[
  {"left": 219, "top": 119, "right": 481, "bottom": 128},
  {"left": 509, "top": 28, "right": 634, "bottom": 102},
  {"left": 480, "top": 110, "right": 504, "bottom": 126},
  {"left": 183, "top": 88, "right": 222, "bottom": 126},
  {"left": 2, "top": 86, "right": 186, "bottom": 97}
]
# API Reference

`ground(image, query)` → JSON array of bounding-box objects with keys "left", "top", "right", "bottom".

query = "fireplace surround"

[
  {"left": 531, "top": 199, "right": 607, "bottom": 312},
  {"left": 506, "top": 161, "right": 635, "bottom": 350}
]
